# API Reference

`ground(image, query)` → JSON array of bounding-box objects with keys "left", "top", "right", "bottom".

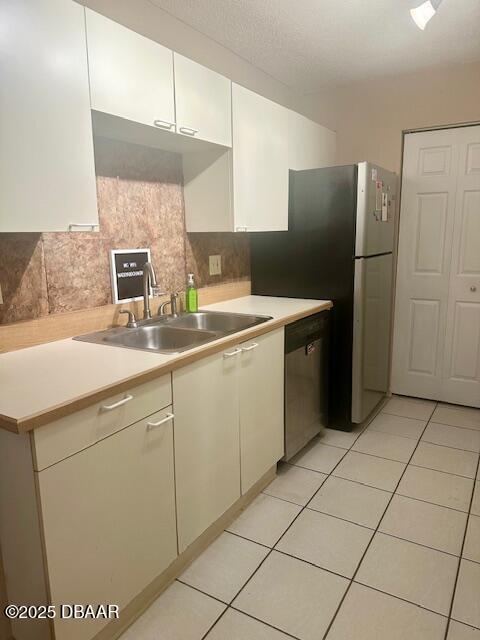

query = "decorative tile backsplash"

[{"left": 0, "top": 137, "right": 250, "bottom": 324}]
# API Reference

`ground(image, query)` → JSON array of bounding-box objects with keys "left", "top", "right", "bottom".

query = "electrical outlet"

[{"left": 209, "top": 254, "right": 222, "bottom": 276}]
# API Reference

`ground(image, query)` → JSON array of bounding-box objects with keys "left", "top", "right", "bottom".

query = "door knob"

[{"left": 471, "top": 286, "right": 477, "bottom": 292}]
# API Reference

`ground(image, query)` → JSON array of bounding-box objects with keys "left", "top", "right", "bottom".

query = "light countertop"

[{"left": 0, "top": 296, "right": 332, "bottom": 432}]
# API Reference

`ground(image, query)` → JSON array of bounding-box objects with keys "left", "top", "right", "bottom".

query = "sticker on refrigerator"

[
  {"left": 381, "top": 192, "right": 389, "bottom": 221},
  {"left": 375, "top": 181, "right": 383, "bottom": 213}
]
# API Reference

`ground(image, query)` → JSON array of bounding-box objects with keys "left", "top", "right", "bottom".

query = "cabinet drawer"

[{"left": 32, "top": 375, "right": 172, "bottom": 470}]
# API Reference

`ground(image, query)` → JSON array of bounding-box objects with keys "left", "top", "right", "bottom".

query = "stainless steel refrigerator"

[{"left": 250, "top": 162, "right": 397, "bottom": 430}]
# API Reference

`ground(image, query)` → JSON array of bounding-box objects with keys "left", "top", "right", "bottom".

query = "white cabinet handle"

[
  {"left": 68, "top": 223, "right": 98, "bottom": 231},
  {"left": 223, "top": 348, "right": 242, "bottom": 359},
  {"left": 153, "top": 119, "right": 176, "bottom": 130},
  {"left": 241, "top": 343, "right": 259, "bottom": 352},
  {"left": 179, "top": 126, "right": 198, "bottom": 136},
  {"left": 101, "top": 394, "right": 133, "bottom": 411},
  {"left": 146, "top": 413, "right": 174, "bottom": 430}
]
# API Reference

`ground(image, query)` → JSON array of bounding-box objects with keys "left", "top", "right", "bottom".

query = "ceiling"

[{"left": 149, "top": 0, "right": 480, "bottom": 93}]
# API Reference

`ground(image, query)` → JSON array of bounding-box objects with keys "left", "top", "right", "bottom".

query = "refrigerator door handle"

[{"left": 351, "top": 258, "right": 365, "bottom": 423}]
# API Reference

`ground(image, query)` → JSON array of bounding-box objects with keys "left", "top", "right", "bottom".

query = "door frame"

[{"left": 390, "top": 120, "right": 480, "bottom": 399}]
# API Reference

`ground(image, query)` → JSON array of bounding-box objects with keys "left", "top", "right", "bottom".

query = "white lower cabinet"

[
  {"left": 173, "top": 349, "right": 241, "bottom": 553},
  {"left": 173, "top": 329, "right": 285, "bottom": 551},
  {"left": 37, "top": 407, "right": 177, "bottom": 640},
  {"left": 0, "top": 331, "right": 285, "bottom": 640},
  {"left": 239, "top": 329, "right": 285, "bottom": 493}
]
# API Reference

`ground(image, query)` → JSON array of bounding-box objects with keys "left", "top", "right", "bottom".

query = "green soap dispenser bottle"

[{"left": 186, "top": 273, "right": 198, "bottom": 313}]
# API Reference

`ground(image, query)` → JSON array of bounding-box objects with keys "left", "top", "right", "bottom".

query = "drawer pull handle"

[
  {"left": 101, "top": 395, "right": 133, "bottom": 411},
  {"left": 153, "top": 120, "right": 176, "bottom": 130},
  {"left": 223, "top": 348, "right": 242, "bottom": 359},
  {"left": 242, "top": 343, "right": 259, "bottom": 352},
  {"left": 68, "top": 223, "right": 98, "bottom": 231},
  {"left": 179, "top": 126, "right": 198, "bottom": 136},
  {"left": 147, "top": 413, "right": 174, "bottom": 429}
]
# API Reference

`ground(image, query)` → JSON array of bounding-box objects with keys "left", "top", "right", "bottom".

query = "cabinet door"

[
  {"left": 288, "top": 110, "right": 336, "bottom": 170},
  {"left": 232, "top": 84, "right": 289, "bottom": 232},
  {"left": 174, "top": 54, "right": 232, "bottom": 147},
  {"left": 173, "top": 349, "right": 240, "bottom": 552},
  {"left": 86, "top": 9, "right": 175, "bottom": 130},
  {"left": 392, "top": 129, "right": 459, "bottom": 399},
  {"left": 37, "top": 408, "right": 177, "bottom": 640},
  {"left": 441, "top": 125, "right": 480, "bottom": 407},
  {"left": 239, "top": 329, "right": 285, "bottom": 493},
  {"left": 0, "top": 0, "right": 98, "bottom": 232}
]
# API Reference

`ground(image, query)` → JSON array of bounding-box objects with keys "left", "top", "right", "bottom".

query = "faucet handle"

[
  {"left": 171, "top": 291, "right": 180, "bottom": 316},
  {"left": 119, "top": 309, "right": 138, "bottom": 328},
  {"left": 158, "top": 291, "right": 180, "bottom": 316}
]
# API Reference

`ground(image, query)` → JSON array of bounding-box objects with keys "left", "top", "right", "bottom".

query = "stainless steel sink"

[
  {"left": 170, "top": 311, "right": 271, "bottom": 334},
  {"left": 74, "top": 311, "right": 272, "bottom": 354},
  {"left": 102, "top": 325, "right": 218, "bottom": 353}
]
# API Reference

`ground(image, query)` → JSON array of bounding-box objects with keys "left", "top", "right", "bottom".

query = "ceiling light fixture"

[{"left": 410, "top": 0, "right": 442, "bottom": 30}]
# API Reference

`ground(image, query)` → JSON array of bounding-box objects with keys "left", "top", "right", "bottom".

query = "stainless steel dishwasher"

[{"left": 284, "top": 311, "right": 330, "bottom": 461}]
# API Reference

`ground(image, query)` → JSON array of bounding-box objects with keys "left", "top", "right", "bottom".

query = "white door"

[
  {"left": 442, "top": 127, "right": 480, "bottom": 406},
  {"left": 174, "top": 54, "right": 232, "bottom": 147},
  {"left": 86, "top": 9, "right": 175, "bottom": 131},
  {"left": 0, "top": 0, "right": 98, "bottom": 232},
  {"left": 232, "top": 83, "right": 289, "bottom": 232},
  {"left": 392, "top": 125, "right": 480, "bottom": 407},
  {"left": 239, "top": 329, "right": 284, "bottom": 493}
]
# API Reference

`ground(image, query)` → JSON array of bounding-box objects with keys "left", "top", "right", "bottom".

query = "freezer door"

[
  {"left": 352, "top": 254, "right": 394, "bottom": 423},
  {"left": 355, "top": 162, "right": 397, "bottom": 257}
]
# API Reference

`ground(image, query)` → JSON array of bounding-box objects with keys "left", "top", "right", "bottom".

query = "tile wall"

[{"left": 0, "top": 138, "right": 250, "bottom": 324}]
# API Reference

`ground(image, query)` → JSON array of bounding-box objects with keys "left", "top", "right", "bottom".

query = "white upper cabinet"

[
  {"left": 232, "top": 84, "right": 290, "bottom": 232},
  {"left": 0, "top": 0, "right": 98, "bottom": 232},
  {"left": 288, "top": 110, "right": 336, "bottom": 170},
  {"left": 184, "top": 84, "right": 290, "bottom": 233},
  {"left": 174, "top": 53, "right": 232, "bottom": 147},
  {"left": 183, "top": 91, "right": 338, "bottom": 233},
  {"left": 86, "top": 9, "right": 175, "bottom": 131}
]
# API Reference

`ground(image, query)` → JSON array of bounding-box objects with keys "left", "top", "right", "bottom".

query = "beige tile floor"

[{"left": 120, "top": 397, "right": 480, "bottom": 640}]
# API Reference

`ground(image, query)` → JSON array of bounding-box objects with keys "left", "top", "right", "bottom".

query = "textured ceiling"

[{"left": 149, "top": 0, "right": 480, "bottom": 92}]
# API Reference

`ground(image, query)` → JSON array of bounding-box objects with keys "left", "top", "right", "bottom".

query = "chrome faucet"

[
  {"left": 159, "top": 292, "right": 179, "bottom": 317},
  {"left": 142, "top": 262, "right": 161, "bottom": 320}
]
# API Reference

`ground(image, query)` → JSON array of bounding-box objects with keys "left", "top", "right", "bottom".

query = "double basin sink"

[{"left": 74, "top": 311, "right": 273, "bottom": 354}]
